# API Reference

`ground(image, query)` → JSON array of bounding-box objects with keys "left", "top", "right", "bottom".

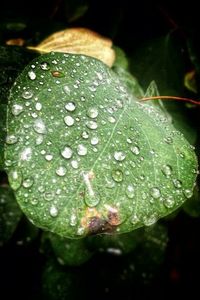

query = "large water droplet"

[
  {"left": 87, "top": 107, "right": 98, "bottom": 118},
  {"left": 126, "top": 185, "right": 135, "bottom": 198},
  {"left": 77, "top": 144, "right": 87, "bottom": 156},
  {"left": 61, "top": 146, "right": 73, "bottom": 159},
  {"left": 33, "top": 118, "right": 46, "bottom": 134},
  {"left": 49, "top": 205, "right": 58, "bottom": 217},
  {"left": 28, "top": 70, "right": 36, "bottom": 80},
  {"left": 164, "top": 196, "right": 175, "bottom": 208},
  {"left": 86, "top": 120, "right": 98, "bottom": 130},
  {"left": 64, "top": 115, "right": 74, "bottom": 126},
  {"left": 56, "top": 166, "right": 67, "bottom": 176},
  {"left": 22, "top": 177, "right": 34, "bottom": 188},
  {"left": 91, "top": 136, "right": 99, "bottom": 145},
  {"left": 131, "top": 146, "right": 140, "bottom": 155},
  {"left": 22, "top": 89, "right": 33, "bottom": 99},
  {"left": 11, "top": 104, "right": 23, "bottom": 116},
  {"left": 114, "top": 151, "right": 126, "bottom": 161},
  {"left": 65, "top": 102, "right": 76, "bottom": 112},
  {"left": 161, "top": 164, "right": 172, "bottom": 177},
  {"left": 112, "top": 169, "right": 123, "bottom": 182},
  {"left": 8, "top": 169, "right": 22, "bottom": 191},
  {"left": 6, "top": 135, "right": 18, "bottom": 145},
  {"left": 150, "top": 187, "right": 161, "bottom": 199}
]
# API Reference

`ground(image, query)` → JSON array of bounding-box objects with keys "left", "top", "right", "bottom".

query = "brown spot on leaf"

[{"left": 88, "top": 217, "right": 117, "bottom": 235}]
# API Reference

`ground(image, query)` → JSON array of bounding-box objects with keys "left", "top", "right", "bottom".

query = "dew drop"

[
  {"left": 61, "top": 146, "right": 73, "bottom": 159},
  {"left": 20, "top": 147, "right": 32, "bottom": 161},
  {"left": 56, "top": 166, "right": 67, "bottom": 176},
  {"left": 28, "top": 70, "right": 36, "bottom": 80},
  {"left": 150, "top": 187, "right": 161, "bottom": 199},
  {"left": 143, "top": 214, "right": 157, "bottom": 226},
  {"left": 173, "top": 179, "right": 182, "bottom": 188},
  {"left": 184, "top": 189, "right": 193, "bottom": 199},
  {"left": 63, "top": 85, "right": 71, "bottom": 95},
  {"left": 31, "top": 199, "right": 38, "bottom": 206},
  {"left": 164, "top": 136, "right": 173, "bottom": 144},
  {"left": 126, "top": 185, "right": 135, "bottom": 198},
  {"left": 82, "top": 131, "right": 89, "bottom": 139},
  {"left": 64, "top": 115, "right": 74, "bottom": 126},
  {"left": 87, "top": 107, "right": 98, "bottom": 118},
  {"left": 44, "top": 192, "right": 54, "bottom": 201},
  {"left": 70, "top": 213, "right": 77, "bottom": 226},
  {"left": 86, "top": 120, "right": 98, "bottom": 130},
  {"left": 131, "top": 145, "right": 140, "bottom": 156},
  {"left": 22, "top": 89, "right": 33, "bottom": 99},
  {"left": 162, "top": 164, "right": 172, "bottom": 177},
  {"left": 6, "top": 135, "right": 18, "bottom": 145},
  {"left": 65, "top": 102, "right": 76, "bottom": 112},
  {"left": 8, "top": 169, "right": 22, "bottom": 191},
  {"left": 45, "top": 154, "right": 53, "bottom": 161},
  {"left": 35, "top": 102, "right": 42, "bottom": 111},
  {"left": 114, "top": 151, "right": 126, "bottom": 161},
  {"left": 71, "top": 160, "right": 79, "bottom": 169},
  {"left": 22, "top": 177, "right": 34, "bottom": 188},
  {"left": 164, "top": 196, "right": 175, "bottom": 208},
  {"left": 35, "top": 135, "right": 43, "bottom": 145},
  {"left": 91, "top": 136, "right": 99, "bottom": 145},
  {"left": 130, "top": 214, "right": 139, "bottom": 225},
  {"left": 77, "top": 144, "right": 87, "bottom": 156},
  {"left": 49, "top": 206, "right": 58, "bottom": 217},
  {"left": 40, "top": 62, "right": 50, "bottom": 70},
  {"left": 112, "top": 169, "right": 123, "bottom": 182},
  {"left": 108, "top": 116, "right": 116, "bottom": 123},
  {"left": 11, "top": 104, "right": 23, "bottom": 116},
  {"left": 33, "top": 118, "right": 46, "bottom": 134}
]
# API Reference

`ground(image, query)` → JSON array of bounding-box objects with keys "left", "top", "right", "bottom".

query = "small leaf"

[
  {"left": 0, "top": 186, "right": 22, "bottom": 246},
  {"left": 5, "top": 52, "right": 198, "bottom": 238},
  {"left": 28, "top": 28, "right": 115, "bottom": 67}
]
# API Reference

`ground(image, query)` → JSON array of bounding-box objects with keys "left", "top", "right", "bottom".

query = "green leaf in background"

[
  {"left": 5, "top": 52, "right": 198, "bottom": 238},
  {"left": 113, "top": 46, "right": 129, "bottom": 70},
  {"left": 0, "top": 186, "right": 22, "bottom": 246},
  {"left": 44, "top": 232, "right": 93, "bottom": 266}
]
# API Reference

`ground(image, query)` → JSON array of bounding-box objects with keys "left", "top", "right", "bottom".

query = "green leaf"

[
  {"left": 44, "top": 232, "right": 93, "bottom": 266},
  {"left": 113, "top": 46, "right": 129, "bottom": 70},
  {"left": 0, "top": 186, "right": 22, "bottom": 246},
  {"left": 5, "top": 52, "right": 198, "bottom": 238}
]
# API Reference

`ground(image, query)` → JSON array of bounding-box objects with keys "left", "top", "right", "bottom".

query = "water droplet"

[
  {"left": 61, "top": 146, "right": 73, "bottom": 159},
  {"left": 130, "top": 214, "right": 139, "bottom": 225},
  {"left": 28, "top": 70, "right": 36, "bottom": 80},
  {"left": 31, "top": 199, "right": 38, "bottom": 206},
  {"left": 49, "top": 205, "right": 58, "bottom": 217},
  {"left": 22, "top": 178, "right": 34, "bottom": 188},
  {"left": 65, "top": 102, "right": 76, "bottom": 112},
  {"left": 162, "top": 164, "right": 172, "bottom": 177},
  {"left": 33, "top": 118, "right": 46, "bottom": 134},
  {"left": 126, "top": 185, "right": 135, "bottom": 198},
  {"left": 87, "top": 107, "right": 98, "bottom": 118},
  {"left": 63, "top": 85, "right": 71, "bottom": 95},
  {"left": 112, "top": 169, "right": 123, "bottom": 182},
  {"left": 86, "top": 120, "right": 98, "bottom": 130},
  {"left": 184, "top": 189, "right": 193, "bottom": 199},
  {"left": 56, "top": 166, "right": 67, "bottom": 176},
  {"left": 150, "top": 187, "right": 161, "bottom": 199},
  {"left": 45, "top": 154, "right": 53, "bottom": 161},
  {"left": 11, "top": 104, "right": 23, "bottom": 116},
  {"left": 164, "top": 196, "right": 175, "bottom": 208},
  {"left": 143, "top": 214, "right": 157, "bottom": 226},
  {"left": 64, "top": 115, "right": 74, "bottom": 126},
  {"left": 70, "top": 213, "right": 77, "bottom": 226},
  {"left": 82, "top": 171, "right": 100, "bottom": 207},
  {"left": 82, "top": 131, "right": 89, "bottom": 139},
  {"left": 91, "top": 136, "right": 99, "bottom": 145},
  {"left": 77, "top": 144, "right": 87, "bottom": 156},
  {"left": 20, "top": 147, "right": 32, "bottom": 161},
  {"left": 35, "top": 103, "right": 42, "bottom": 111},
  {"left": 114, "top": 151, "right": 126, "bottom": 161},
  {"left": 70, "top": 160, "right": 78, "bottom": 170},
  {"left": 131, "top": 146, "right": 140, "bottom": 155},
  {"left": 22, "top": 89, "right": 33, "bottom": 99},
  {"left": 40, "top": 62, "right": 50, "bottom": 70},
  {"left": 51, "top": 71, "right": 64, "bottom": 77},
  {"left": 164, "top": 136, "right": 173, "bottom": 144},
  {"left": 173, "top": 179, "right": 182, "bottom": 188},
  {"left": 108, "top": 116, "right": 116, "bottom": 123},
  {"left": 35, "top": 135, "right": 43, "bottom": 145},
  {"left": 6, "top": 135, "right": 18, "bottom": 144},
  {"left": 44, "top": 192, "right": 54, "bottom": 201},
  {"left": 8, "top": 169, "right": 22, "bottom": 191}
]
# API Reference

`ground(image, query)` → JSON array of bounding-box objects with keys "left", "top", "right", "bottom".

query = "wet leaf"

[
  {"left": 29, "top": 28, "right": 115, "bottom": 67},
  {"left": 0, "top": 186, "right": 22, "bottom": 246},
  {"left": 0, "top": 104, "right": 6, "bottom": 170},
  {"left": 5, "top": 52, "right": 198, "bottom": 238}
]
